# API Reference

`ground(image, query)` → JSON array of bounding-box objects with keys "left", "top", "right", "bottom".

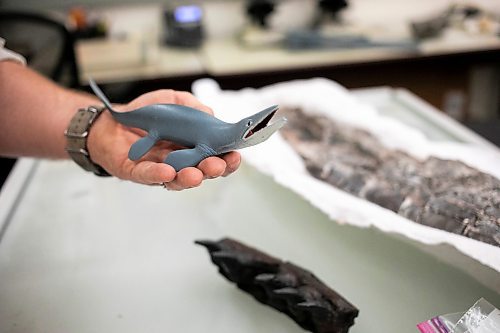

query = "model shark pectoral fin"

[
  {"left": 164, "top": 145, "right": 214, "bottom": 172},
  {"left": 128, "top": 133, "right": 159, "bottom": 161}
]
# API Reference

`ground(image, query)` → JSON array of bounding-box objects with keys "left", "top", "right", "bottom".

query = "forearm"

[
  {"left": 0, "top": 61, "right": 98, "bottom": 158},
  {"left": 0, "top": 61, "right": 241, "bottom": 189}
]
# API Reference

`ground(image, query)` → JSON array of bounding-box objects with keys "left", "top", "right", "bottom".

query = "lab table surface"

[{"left": 0, "top": 88, "right": 499, "bottom": 333}]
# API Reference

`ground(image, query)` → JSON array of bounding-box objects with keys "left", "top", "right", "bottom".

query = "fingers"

[
  {"left": 163, "top": 167, "right": 204, "bottom": 191},
  {"left": 221, "top": 151, "right": 241, "bottom": 177},
  {"left": 126, "top": 89, "right": 213, "bottom": 116},
  {"left": 188, "top": 153, "right": 241, "bottom": 180},
  {"left": 164, "top": 158, "right": 226, "bottom": 191},
  {"left": 198, "top": 156, "right": 226, "bottom": 178},
  {"left": 123, "top": 144, "right": 238, "bottom": 189},
  {"left": 163, "top": 152, "right": 242, "bottom": 191},
  {"left": 128, "top": 161, "right": 176, "bottom": 185},
  {"left": 174, "top": 91, "right": 214, "bottom": 115},
  {"left": 148, "top": 90, "right": 214, "bottom": 114},
  {"left": 120, "top": 158, "right": 206, "bottom": 190}
]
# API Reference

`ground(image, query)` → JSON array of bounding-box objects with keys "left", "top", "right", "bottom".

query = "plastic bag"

[{"left": 417, "top": 298, "right": 500, "bottom": 333}]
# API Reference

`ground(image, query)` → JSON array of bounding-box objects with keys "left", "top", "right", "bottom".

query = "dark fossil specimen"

[
  {"left": 279, "top": 107, "right": 500, "bottom": 247},
  {"left": 196, "top": 238, "right": 359, "bottom": 333}
]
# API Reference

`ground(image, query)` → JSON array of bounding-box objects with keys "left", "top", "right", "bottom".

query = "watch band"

[{"left": 65, "top": 106, "right": 111, "bottom": 177}]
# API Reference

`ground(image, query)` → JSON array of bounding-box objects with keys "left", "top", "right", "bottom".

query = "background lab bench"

[{"left": 77, "top": 33, "right": 500, "bottom": 118}]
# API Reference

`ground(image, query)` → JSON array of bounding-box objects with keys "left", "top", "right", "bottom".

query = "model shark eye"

[{"left": 247, "top": 120, "right": 253, "bottom": 127}]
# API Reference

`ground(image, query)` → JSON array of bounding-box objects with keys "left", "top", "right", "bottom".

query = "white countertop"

[{"left": 0, "top": 88, "right": 498, "bottom": 333}]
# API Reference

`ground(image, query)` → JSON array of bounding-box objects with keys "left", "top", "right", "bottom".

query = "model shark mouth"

[
  {"left": 237, "top": 105, "right": 287, "bottom": 150},
  {"left": 244, "top": 109, "right": 278, "bottom": 139}
]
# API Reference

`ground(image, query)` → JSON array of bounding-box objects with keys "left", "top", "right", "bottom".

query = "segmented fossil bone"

[{"left": 196, "top": 238, "right": 359, "bottom": 333}]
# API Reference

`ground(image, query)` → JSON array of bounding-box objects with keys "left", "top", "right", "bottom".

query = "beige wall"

[
  {"left": 81, "top": 0, "right": 499, "bottom": 40},
  {"left": 2, "top": 1, "right": 499, "bottom": 33}
]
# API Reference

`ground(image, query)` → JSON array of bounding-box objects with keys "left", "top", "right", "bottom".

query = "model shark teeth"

[
  {"left": 239, "top": 105, "right": 286, "bottom": 147},
  {"left": 237, "top": 117, "right": 287, "bottom": 149},
  {"left": 244, "top": 105, "right": 279, "bottom": 137}
]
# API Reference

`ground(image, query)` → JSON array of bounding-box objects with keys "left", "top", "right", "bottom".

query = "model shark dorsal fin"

[{"left": 89, "top": 78, "right": 116, "bottom": 113}]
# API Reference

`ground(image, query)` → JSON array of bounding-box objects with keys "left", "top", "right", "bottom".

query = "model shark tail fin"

[{"left": 89, "top": 78, "right": 117, "bottom": 113}]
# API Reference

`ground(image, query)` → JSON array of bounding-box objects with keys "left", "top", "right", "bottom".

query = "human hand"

[{"left": 87, "top": 89, "right": 241, "bottom": 190}]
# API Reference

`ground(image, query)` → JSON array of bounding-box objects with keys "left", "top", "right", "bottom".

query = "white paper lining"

[{"left": 193, "top": 78, "right": 500, "bottom": 278}]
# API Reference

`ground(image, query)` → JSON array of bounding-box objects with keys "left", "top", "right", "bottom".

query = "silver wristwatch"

[{"left": 65, "top": 106, "right": 111, "bottom": 177}]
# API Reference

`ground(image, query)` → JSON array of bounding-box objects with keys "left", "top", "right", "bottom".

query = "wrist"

[
  {"left": 86, "top": 108, "right": 114, "bottom": 169},
  {"left": 65, "top": 106, "right": 111, "bottom": 177}
]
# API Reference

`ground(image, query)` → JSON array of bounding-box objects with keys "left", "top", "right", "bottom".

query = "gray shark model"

[{"left": 89, "top": 79, "right": 286, "bottom": 171}]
